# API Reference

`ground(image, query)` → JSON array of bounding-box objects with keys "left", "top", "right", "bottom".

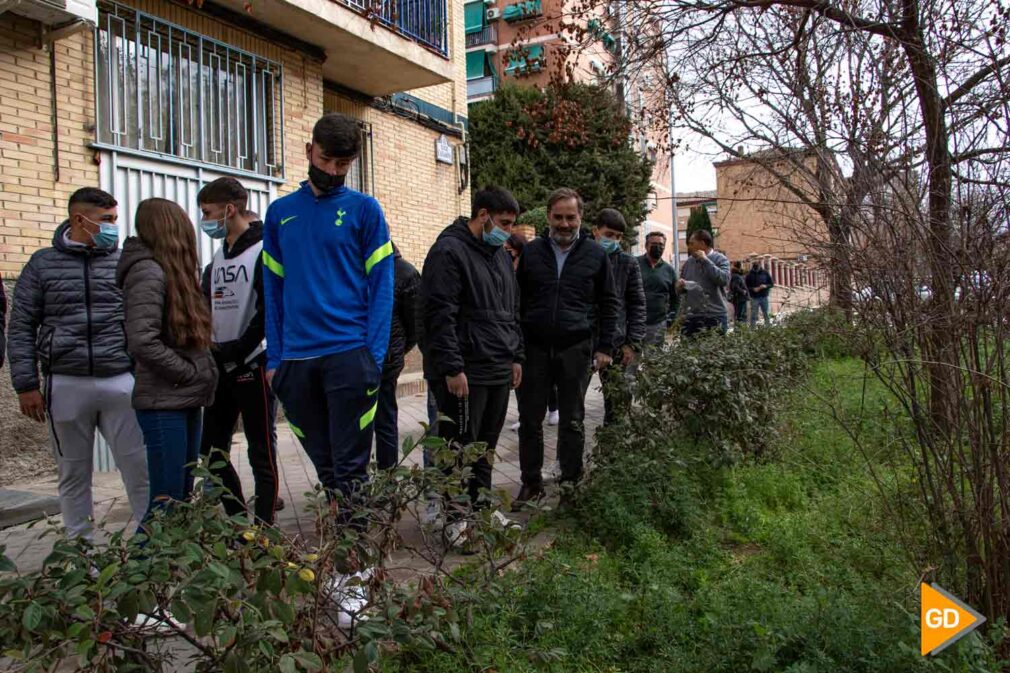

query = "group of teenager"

[{"left": 4, "top": 111, "right": 755, "bottom": 624}]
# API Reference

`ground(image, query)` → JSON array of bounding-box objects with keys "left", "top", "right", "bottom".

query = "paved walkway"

[{"left": 0, "top": 377, "right": 605, "bottom": 573}]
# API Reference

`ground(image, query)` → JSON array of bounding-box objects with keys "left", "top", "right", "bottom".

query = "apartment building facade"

[{"left": 0, "top": 0, "right": 471, "bottom": 278}]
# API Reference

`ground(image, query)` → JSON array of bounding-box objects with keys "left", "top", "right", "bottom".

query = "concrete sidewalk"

[{"left": 0, "top": 377, "right": 605, "bottom": 573}]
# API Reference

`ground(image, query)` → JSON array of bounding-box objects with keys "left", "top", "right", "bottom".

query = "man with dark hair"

[
  {"left": 375, "top": 243, "right": 420, "bottom": 470},
  {"left": 263, "top": 114, "right": 393, "bottom": 623},
  {"left": 591, "top": 208, "right": 646, "bottom": 425},
  {"left": 514, "top": 188, "right": 619, "bottom": 509},
  {"left": 677, "top": 229, "right": 731, "bottom": 338},
  {"left": 730, "top": 261, "right": 750, "bottom": 324},
  {"left": 421, "top": 186, "right": 524, "bottom": 544},
  {"left": 198, "top": 177, "right": 279, "bottom": 525},
  {"left": 637, "top": 231, "right": 679, "bottom": 347},
  {"left": 9, "top": 187, "right": 148, "bottom": 540},
  {"left": 746, "top": 260, "right": 775, "bottom": 326}
]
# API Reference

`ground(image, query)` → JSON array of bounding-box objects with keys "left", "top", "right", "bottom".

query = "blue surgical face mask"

[
  {"left": 84, "top": 216, "right": 118, "bottom": 248},
  {"left": 599, "top": 238, "right": 620, "bottom": 254},
  {"left": 482, "top": 217, "right": 510, "bottom": 247},
  {"left": 200, "top": 217, "right": 227, "bottom": 239}
]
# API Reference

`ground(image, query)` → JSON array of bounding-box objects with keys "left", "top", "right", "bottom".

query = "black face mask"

[
  {"left": 648, "top": 245, "right": 664, "bottom": 260},
  {"left": 309, "top": 163, "right": 346, "bottom": 193}
]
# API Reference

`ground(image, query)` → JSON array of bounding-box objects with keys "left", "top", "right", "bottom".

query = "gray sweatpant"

[{"left": 47, "top": 373, "right": 149, "bottom": 539}]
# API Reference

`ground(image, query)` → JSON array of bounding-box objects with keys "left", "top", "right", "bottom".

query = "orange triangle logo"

[{"left": 921, "top": 583, "right": 986, "bottom": 656}]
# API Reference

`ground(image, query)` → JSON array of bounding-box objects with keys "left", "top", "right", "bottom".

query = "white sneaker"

[
  {"left": 510, "top": 420, "right": 521, "bottom": 432},
  {"left": 547, "top": 410, "right": 560, "bottom": 426},
  {"left": 133, "top": 610, "right": 186, "bottom": 634},
  {"left": 444, "top": 520, "right": 469, "bottom": 549},
  {"left": 490, "top": 510, "right": 520, "bottom": 530},
  {"left": 420, "top": 497, "right": 442, "bottom": 528},
  {"left": 325, "top": 570, "right": 372, "bottom": 629}
]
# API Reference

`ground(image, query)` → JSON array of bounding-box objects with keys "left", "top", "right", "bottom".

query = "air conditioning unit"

[
  {"left": 589, "top": 58, "right": 605, "bottom": 75},
  {"left": 486, "top": 7, "right": 501, "bottom": 20},
  {"left": 7, "top": 0, "right": 97, "bottom": 28}
]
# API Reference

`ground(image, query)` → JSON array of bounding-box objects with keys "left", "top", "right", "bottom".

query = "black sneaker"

[
  {"left": 511, "top": 484, "right": 544, "bottom": 512},
  {"left": 275, "top": 497, "right": 286, "bottom": 512}
]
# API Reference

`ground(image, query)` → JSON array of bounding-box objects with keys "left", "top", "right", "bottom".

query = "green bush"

[
  {"left": 516, "top": 205, "right": 547, "bottom": 235},
  {"left": 779, "top": 307, "right": 860, "bottom": 359}
]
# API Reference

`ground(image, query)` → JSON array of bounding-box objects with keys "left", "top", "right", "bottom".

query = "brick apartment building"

[{"left": 0, "top": 0, "right": 470, "bottom": 285}]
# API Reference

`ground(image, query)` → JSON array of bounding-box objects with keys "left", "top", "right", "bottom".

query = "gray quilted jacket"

[
  {"left": 116, "top": 237, "right": 217, "bottom": 410},
  {"left": 9, "top": 222, "right": 132, "bottom": 393}
]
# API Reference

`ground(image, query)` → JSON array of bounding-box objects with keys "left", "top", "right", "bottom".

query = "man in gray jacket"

[
  {"left": 677, "top": 229, "right": 731, "bottom": 338},
  {"left": 9, "top": 188, "right": 148, "bottom": 539}
]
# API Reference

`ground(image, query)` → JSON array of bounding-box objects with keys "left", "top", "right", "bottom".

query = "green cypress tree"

[{"left": 686, "top": 205, "right": 715, "bottom": 240}]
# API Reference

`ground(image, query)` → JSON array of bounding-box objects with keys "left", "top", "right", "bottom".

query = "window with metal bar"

[{"left": 95, "top": 1, "right": 285, "bottom": 178}]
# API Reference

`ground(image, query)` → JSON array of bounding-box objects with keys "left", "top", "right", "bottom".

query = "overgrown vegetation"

[
  {"left": 381, "top": 315, "right": 1005, "bottom": 672},
  {"left": 468, "top": 83, "right": 654, "bottom": 236}
]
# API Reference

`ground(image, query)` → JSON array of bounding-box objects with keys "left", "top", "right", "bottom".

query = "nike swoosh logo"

[
  {"left": 280, "top": 216, "right": 298, "bottom": 225},
  {"left": 367, "top": 387, "right": 379, "bottom": 396}
]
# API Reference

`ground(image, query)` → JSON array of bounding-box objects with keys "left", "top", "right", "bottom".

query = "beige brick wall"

[{"left": 0, "top": 14, "right": 97, "bottom": 277}]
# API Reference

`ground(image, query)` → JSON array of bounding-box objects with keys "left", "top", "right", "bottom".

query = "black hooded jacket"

[
  {"left": 420, "top": 217, "right": 523, "bottom": 386},
  {"left": 383, "top": 245, "right": 421, "bottom": 381},
  {"left": 517, "top": 230, "right": 620, "bottom": 352}
]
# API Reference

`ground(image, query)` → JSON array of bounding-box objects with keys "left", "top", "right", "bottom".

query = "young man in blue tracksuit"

[{"left": 263, "top": 114, "right": 394, "bottom": 517}]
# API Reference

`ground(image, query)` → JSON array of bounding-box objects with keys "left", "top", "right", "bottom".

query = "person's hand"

[
  {"left": 593, "top": 352, "right": 613, "bottom": 370},
  {"left": 691, "top": 248, "right": 707, "bottom": 260},
  {"left": 446, "top": 372, "right": 469, "bottom": 397},
  {"left": 511, "top": 363, "right": 523, "bottom": 389},
  {"left": 18, "top": 390, "right": 45, "bottom": 422},
  {"left": 677, "top": 278, "right": 687, "bottom": 290},
  {"left": 620, "top": 345, "right": 635, "bottom": 367},
  {"left": 266, "top": 369, "right": 276, "bottom": 387}
]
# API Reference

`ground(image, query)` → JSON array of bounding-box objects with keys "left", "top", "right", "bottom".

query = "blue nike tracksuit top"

[{"left": 262, "top": 182, "right": 394, "bottom": 373}]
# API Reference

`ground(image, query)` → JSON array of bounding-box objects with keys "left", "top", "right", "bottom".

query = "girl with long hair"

[{"left": 116, "top": 198, "right": 218, "bottom": 517}]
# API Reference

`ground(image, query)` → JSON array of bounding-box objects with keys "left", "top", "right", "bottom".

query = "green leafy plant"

[
  {"left": 0, "top": 432, "right": 535, "bottom": 672},
  {"left": 685, "top": 205, "right": 714, "bottom": 240}
]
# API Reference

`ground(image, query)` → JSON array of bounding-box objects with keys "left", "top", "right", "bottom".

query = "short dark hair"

[
  {"left": 312, "top": 113, "right": 361, "bottom": 157},
  {"left": 547, "top": 187, "right": 583, "bottom": 214},
  {"left": 505, "top": 233, "right": 526, "bottom": 253},
  {"left": 595, "top": 208, "right": 626, "bottom": 233},
  {"left": 69, "top": 187, "right": 116, "bottom": 210},
  {"left": 198, "top": 177, "right": 249, "bottom": 214},
  {"left": 689, "top": 229, "right": 714, "bottom": 247},
  {"left": 645, "top": 231, "right": 666, "bottom": 243},
  {"left": 471, "top": 186, "right": 520, "bottom": 219}
]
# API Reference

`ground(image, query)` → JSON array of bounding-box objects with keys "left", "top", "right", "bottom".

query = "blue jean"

[
  {"left": 750, "top": 296, "right": 771, "bottom": 326},
  {"left": 136, "top": 408, "right": 203, "bottom": 519}
]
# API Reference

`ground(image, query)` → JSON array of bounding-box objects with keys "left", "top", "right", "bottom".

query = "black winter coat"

[
  {"left": 383, "top": 246, "right": 421, "bottom": 381},
  {"left": 592, "top": 250, "right": 646, "bottom": 354},
  {"left": 517, "top": 230, "right": 620, "bottom": 352},
  {"left": 117, "top": 238, "right": 218, "bottom": 410},
  {"left": 9, "top": 222, "right": 133, "bottom": 393},
  {"left": 420, "top": 217, "right": 523, "bottom": 386},
  {"left": 746, "top": 268, "right": 775, "bottom": 298}
]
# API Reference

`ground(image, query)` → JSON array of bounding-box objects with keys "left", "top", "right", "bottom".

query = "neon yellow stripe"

[
  {"left": 288, "top": 421, "right": 305, "bottom": 439},
  {"left": 262, "top": 250, "right": 284, "bottom": 278},
  {"left": 359, "top": 401, "right": 378, "bottom": 430},
  {"left": 364, "top": 241, "right": 393, "bottom": 275}
]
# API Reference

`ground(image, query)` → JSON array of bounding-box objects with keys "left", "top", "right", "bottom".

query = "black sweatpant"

[
  {"left": 432, "top": 378, "right": 511, "bottom": 507},
  {"left": 272, "top": 347, "right": 379, "bottom": 504},
  {"left": 374, "top": 373, "right": 400, "bottom": 470},
  {"left": 201, "top": 366, "right": 279, "bottom": 524},
  {"left": 518, "top": 339, "right": 593, "bottom": 486}
]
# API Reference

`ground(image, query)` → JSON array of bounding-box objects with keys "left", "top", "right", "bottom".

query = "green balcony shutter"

[
  {"left": 465, "top": 1, "right": 485, "bottom": 34},
  {"left": 466, "top": 50, "right": 486, "bottom": 79}
]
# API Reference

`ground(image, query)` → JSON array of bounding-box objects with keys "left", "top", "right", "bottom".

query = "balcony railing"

[
  {"left": 342, "top": 0, "right": 448, "bottom": 56},
  {"left": 467, "top": 75, "right": 498, "bottom": 99},
  {"left": 466, "top": 23, "right": 498, "bottom": 48}
]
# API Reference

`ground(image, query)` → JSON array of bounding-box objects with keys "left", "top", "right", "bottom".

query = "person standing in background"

[
  {"left": 746, "top": 260, "right": 775, "bottom": 327},
  {"left": 729, "top": 261, "right": 750, "bottom": 326},
  {"left": 197, "top": 177, "right": 279, "bottom": 525},
  {"left": 375, "top": 243, "right": 420, "bottom": 470},
  {"left": 9, "top": 188, "right": 149, "bottom": 540},
  {"left": 637, "top": 232, "right": 679, "bottom": 347},
  {"left": 117, "top": 198, "right": 218, "bottom": 518},
  {"left": 677, "top": 230, "right": 731, "bottom": 338}
]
